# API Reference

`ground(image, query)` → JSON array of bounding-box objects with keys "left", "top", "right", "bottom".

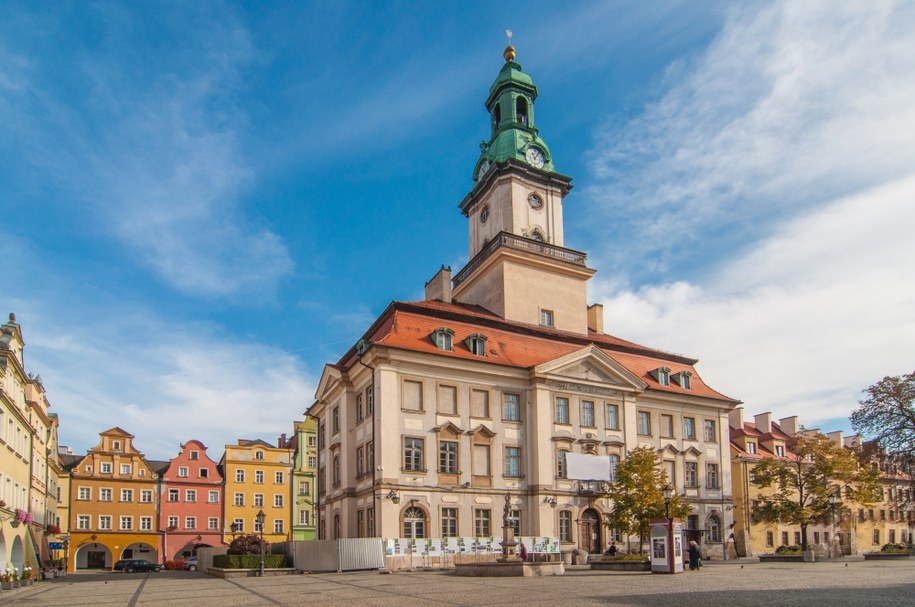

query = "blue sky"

[{"left": 2, "top": 1, "right": 913, "bottom": 459}]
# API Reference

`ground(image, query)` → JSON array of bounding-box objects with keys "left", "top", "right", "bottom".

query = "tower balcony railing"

[{"left": 453, "top": 231, "right": 587, "bottom": 286}]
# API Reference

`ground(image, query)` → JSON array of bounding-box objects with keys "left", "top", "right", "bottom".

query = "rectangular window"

[
  {"left": 471, "top": 389, "right": 490, "bottom": 418},
  {"left": 234, "top": 493, "right": 244, "bottom": 506},
  {"left": 120, "top": 464, "right": 131, "bottom": 475},
  {"left": 438, "top": 385, "right": 457, "bottom": 415},
  {"left": 100, "top": 488, "right": 112, "bottom": 502},
  {"left": 559, "top": 511, "right": 572, "bottom": 542},
  {"left": 685, "top": 462, "right": 698, "bottom": 488},
  {"left": 509, "top": 510, "right": 521, "bottom": 536},
  {"left": 581, "top": 401, "right": 595, "bottom": 427},
  {"left": 366, "top": 386, "right": 374, "bottom": 415},
  {"left": 77, "top": 515, "right": 90, "bottom": 530},
  {"left": 781, "top": 531, "right": 789, "bottom": 546},
  {"left": 101, "top": 462, "right": 112, "bottom": 474},
  {"left": 403, "top": 380, "right": 423, "bottom": 411},
  {"left": 255, "top": 470, "right": 264, "bottom": 484},
  {"left": 233, "top": 518, "right": 244, "bottom": 533},
  {"left": 189, "top": 451, "right": 199, "bottom": 460},
  {"left": 473, "top": 444, "right": 491, "bottom": 477},
  {"left": 356, "top": 394, "right": 364, "bottom": 422},
  {"left": 235, "top": 469, "right": 245, "bottom": 483},
  {"left": 274, "top": 520, "right": 284, "bottom": 534},
  {"left": 503, "top": 393, "right": 521, "bottom": 421},
  {"left": 661, "top": 414, "right": 674, "bottom": 438},
  {"left": 254, "top": 517, "right": 264, "bottom": 533},
  {"left": 794, "top": 531, "right": 801, "bottom": 545},
  {"left": 442, "top": 507, "right": 458, "bottom": 538},
  {"left": 332, "top": 455, "right": 340, "bottom": 486},
  {"left": 332, "top": 406, "right": 340, "bottom": 434},
  {"left": 555, "top": 397, "right": 570, "bottom": 424},
  {"left": 99, "top": 516, "right": 112, "bottom": 530},
  {"left": 775, "top": 445, "right": 785, "bottom": 457},
  {"left": 168, "top": 489, "right": 179, "bottom": 502},
  {"left": 638, "top": 411, "right": 651, "bottom": 436},
  {"left": 140, "top": 516, "right": 152, "bottom": 531},
  {"left": 168, "top": 515, "right": 179, "bottom": 529},
  {"left": 540, "top": 309, "right": 554, "bottom": 327},
  {"left": 318, "top": 468, "right": 326, "bottom": 495},
  {"left": 254, "top": 493, "right": 264, "bottom": 507},
  {"left": 684, "top": 417, "right": 696, "bottom": 440},
  {"left": 208, "top": 490, "right": 219, "bottom": 503},
  {"left": 704, "top": 419, "right": 717, "bottom": 442},
  {"left": 120, "top": 489, "right": 133, "bottom": 502},
  {"left": 308, "top": 455, "right": 317, "bottom": 468},
  {"left": 557, "top": 449, "right": 568, "bottom": 479},
  {"left": 178, "top": 466, "right": 189, "bottom": 478},
  {"left": 78, "top": 487, "right": 91, "bottom": 500},
  {"left": 367, "top": 507, "right": 375, "bottom": 537},
  {"left": 439, "top": 441, "right": 458, "bottom": 474},
  {"left": 746, "top": 442, "right": 757, "bottom": 454},
  {"left": 140, "top": 489, "right": 153, "bottom": 503},
  {"left": 706, "top": 463, "right": 719, "bottom": 489},
  {"left": 357, "top": 510, "right": 365, "bottom": 538},
  {"left": 299, "top": 510, "right": 309, "bottom": 526},
  {"left": 609, "top": 454, "right": 620, "bottom": 482},
  {"left": 889, "top": 529, "right": 896, "bottom": 543},
  {"left": 606, "top": 403, "right": 620, "bottom": 430},
  {"left": 404, "top": 437, "right": 424, "bottom": 471},
  {"left": 185, "top": 516, "right": 196, "bottom": 530},
  {"left": 474, "top": 509, "right": 491, "bottom": 537},
  {"left": 813, "top": 532, "right": 820, "bottom": 544},
  {"left": 504, "top": 447, "right": 521, "bottom": 477},
  {"left": 199, "top": 468, "right": 209, "bottom": 478},
  {"left": 766, "top": 531, "right": 774, "bottom": 547},
  {"left": 186, "top": 489, "right": 197, "bottom": 502},
  {"left": 208, "top": 517, "right": 219, "bottom": 530},
  {"left": 357, "top": 446, "right": 365, "bottom": 477},
  {"left": 274, "top": 494, "right": 284, "bottom": 507}
]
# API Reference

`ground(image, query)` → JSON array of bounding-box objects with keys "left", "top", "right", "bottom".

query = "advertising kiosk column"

[{"left": 650, "top": 518, "right": 684, "bottom": 574}]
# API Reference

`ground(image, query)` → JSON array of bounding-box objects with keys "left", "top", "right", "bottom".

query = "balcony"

[{"left": 453, "top": 231, "right": 587, "bottom": 286}]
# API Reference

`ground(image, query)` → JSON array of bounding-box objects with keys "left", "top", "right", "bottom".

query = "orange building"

[{"left": 67, "top": 428, "right": 161, "bottom": 570}]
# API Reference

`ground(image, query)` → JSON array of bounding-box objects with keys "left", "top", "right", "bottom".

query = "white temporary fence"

[
  {"left": 385, "top": 536, "right": 560, "bottom": 557},
  {"left": 277, "top": 538, "right": 385, "bottom": 572}
]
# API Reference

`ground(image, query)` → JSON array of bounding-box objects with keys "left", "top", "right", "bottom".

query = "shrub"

[
  {"left": 775, "top": 545, "right": 803, "bottom": 555},
  {"left": 228, "top": 534, "right": 267, "bottom": 555},
  {"left": 212, "top": 554, "right": 286, "bottom": 569},
  {"left": 880, "top": 543, "right": 909, "bottom": 553},
  {"left": 602, "top": 553, "right": 648, "bottom": 562}
]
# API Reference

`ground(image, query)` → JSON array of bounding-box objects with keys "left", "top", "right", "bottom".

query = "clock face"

[
  {"left": 525, "top": 147, "right": 545, "bottom": 169},
  {"left": 480, "top": 206, "right": 490, "bottom": 224},
  {"left": 477, "top": 159, "right": 491, "bottom": 179},
  {"left": 528, "top": 193, "right": 543, "bottom": 210}
]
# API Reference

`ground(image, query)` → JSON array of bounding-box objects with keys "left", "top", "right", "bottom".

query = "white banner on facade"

[{"left": 566, "top": 453, "right": 612, "bottom": 481}]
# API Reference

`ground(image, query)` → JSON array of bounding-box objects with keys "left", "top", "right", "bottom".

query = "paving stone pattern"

[{"left": 2, "top": 560, "right": 913, "bottom": 606}]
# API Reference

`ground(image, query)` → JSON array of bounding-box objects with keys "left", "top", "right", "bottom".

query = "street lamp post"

[
  {"left": 828, "top": 490, "right": 838, "bottom": 559},
  {"left": 256, "top": 510, "right": 266, "bottom": 577},
  {"left": 663, "top": 484, "right": 674, "bottom": 573}
]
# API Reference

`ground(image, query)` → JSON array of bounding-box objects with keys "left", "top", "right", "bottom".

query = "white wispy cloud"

[
  {"left": 0, "top": 7, "right": 293, "bottom": 298},
  {"left": 587, "top": 1, "right": 915, "bottom": 427}
]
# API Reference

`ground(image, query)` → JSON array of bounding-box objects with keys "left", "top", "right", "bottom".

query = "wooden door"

[{"left": 579, "top": 508, "right": 601, "bottom": 554}]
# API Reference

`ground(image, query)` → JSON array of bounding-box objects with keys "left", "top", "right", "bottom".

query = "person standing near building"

[{"left": 688, "top": 541, "right": 702, "bottom": 570}]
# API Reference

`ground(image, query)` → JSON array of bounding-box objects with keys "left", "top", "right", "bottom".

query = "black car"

[{"left": 113, "top": 559, "right": 162, "bottom": 573}]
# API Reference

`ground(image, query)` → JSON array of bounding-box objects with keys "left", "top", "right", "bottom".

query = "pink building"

[{"left": 159, "top": 440, "right": 224, "bottom": 561}]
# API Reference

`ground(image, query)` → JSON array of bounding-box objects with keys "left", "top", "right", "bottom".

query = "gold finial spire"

[{"left": 503, "top": 29, "right": 515, "bottom": 62}]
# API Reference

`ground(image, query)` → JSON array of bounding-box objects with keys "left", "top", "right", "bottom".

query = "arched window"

[
  {"left": 707, "top": 514, "right": 721, "bottom": 542},
  {"left": 529, "top": 229, "right": 545, "bottom": 242},
  {"left": 493, "top": 104, "right": 502, "bottom": 130},
  {"left": 403, "top": 506, "right": 426, "bottom": 539},
  {"left": 516, "top": 97, "right": 528, "bottom": 125}
]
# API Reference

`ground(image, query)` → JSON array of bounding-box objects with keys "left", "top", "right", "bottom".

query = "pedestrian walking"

[{"left": 688, "top": 541, "right": 702, "bottom": 571}]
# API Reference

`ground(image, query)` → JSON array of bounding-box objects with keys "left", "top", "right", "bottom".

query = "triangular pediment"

[
  {"left": 535, "top": 345, "right": 647, "bottom": 391},
  {"left": 467, "top": 424, "right": 496, "bottom": 438},
  {"left": 682, "top": 446, "right": 702, "bottom": 457},
  {"left": 314, "top": 364, "right": 343, "bottom": 402},
  {"left": 434, "top": 421, "right": 465, "bottom": 436}
]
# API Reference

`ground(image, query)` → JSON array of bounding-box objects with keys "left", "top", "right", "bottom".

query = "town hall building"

[{"left": 308, "top": 43, "right": 740, "bottom": 559}]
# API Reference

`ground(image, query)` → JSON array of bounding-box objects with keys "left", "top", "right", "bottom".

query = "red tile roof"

[{"left": 337, "top": 299, "right": 738, "bottom": 403}]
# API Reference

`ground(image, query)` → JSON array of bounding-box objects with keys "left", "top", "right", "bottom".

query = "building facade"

[
  {"left": 68, "top": 428, "right": 161, "bottom": 570},
  {"left": 159, "top": 440, "right": 224, "bottom": 561},
  {"left": 290, "top": 420, "right": 317, "bottom": 541},
  {"left": 308, "top": 46, "right": 739, "bottom": 558},
  {"left": 221, "top": 439, "right": 293, "bottom": 545}
]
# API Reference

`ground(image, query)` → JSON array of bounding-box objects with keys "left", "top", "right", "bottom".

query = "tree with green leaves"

[
  {"left": 604, "top": 446, "right": 692, "bottom": 553},
  {"left": 751, "top": 432, "right": 882, "bottom": 551}
]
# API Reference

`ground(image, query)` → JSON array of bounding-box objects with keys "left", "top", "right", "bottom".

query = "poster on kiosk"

[{"left": 650, "top": 518, "right": 684, "bottom": 574}]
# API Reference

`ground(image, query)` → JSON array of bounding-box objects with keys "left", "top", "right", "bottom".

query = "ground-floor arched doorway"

[
  {"left": 579, "top": 508, "right": 602, "bottom": 554},
  {"left": 74, "top": 542, "right": 111, "bottom": 569},
  {"left": 172, "top": 542, "right": 212, "bottom": 561},
  {"left": 117, "top": 542, "right": 157, "bottom": 563}
]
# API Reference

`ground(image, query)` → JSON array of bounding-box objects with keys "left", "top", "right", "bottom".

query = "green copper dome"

[{"left": 473, "top": 49, "right": 555, "bottom": 184}]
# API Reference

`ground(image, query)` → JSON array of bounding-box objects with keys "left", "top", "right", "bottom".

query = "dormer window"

[
  {"left": 774, "top": 445, "right": 785, "bottom": 457},
  {"left": 465, "top": 333, "right": 488, "bottom": 356},
  {"left": 673, "top": 371, "right": 692, "bottom": 390},
  {"left": 746, "top": 442, "right": 757, "bottom": 454},
  {"left": 432, "top": 328, "right": 455, "bottom": 351},
  {"left": 255, "top": 451, "right": 264, "bottom": 460},
  {"left": 539, "top": 309, "right": 554, "bottom": 328},
  {"left": 112, "top": 440, "right": 121, "bottom": 451},
  {"left": 654, "top": 367, "right": 671, "bottom": 386}
]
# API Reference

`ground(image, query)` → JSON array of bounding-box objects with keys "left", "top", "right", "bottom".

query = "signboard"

[
  {"left": 49, "top": 542, "right": 64, "bottom": 550},
  {"left": 649, "top": 519, "right": 684, "bottom": 574},
  {"left": 566, "top": 453, "right": 613, "bottom": 481}
]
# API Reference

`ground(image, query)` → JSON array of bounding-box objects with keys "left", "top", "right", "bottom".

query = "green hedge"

[
  {"left": 881, "top": 543, "right": 910, "bottom": 554},
  {"left": 213, "top": 554, "right": 287, "bottom": 569}
]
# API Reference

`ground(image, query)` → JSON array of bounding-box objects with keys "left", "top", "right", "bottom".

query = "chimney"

[
  {"left": 278, "top": 433, "right": 287, "bottom": 449},
  {"left": 778, "top": 416, "right": 798, "bottom": 436},
  {"left": 587, "top": 303, "right": 604, "bottom": 333},
  {"left": 424, "top": 265, "right": 452, "bottom": 304},
  {"left": 827, "top": 430, "right": 843, "bottom": 447},
  {"left": 728, "top": 407, "right": 744, "bottom": 430},
  {"left": 754, "top": 412, "right": 772, "bottom": 434}
]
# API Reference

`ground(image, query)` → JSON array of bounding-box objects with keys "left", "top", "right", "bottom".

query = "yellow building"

[
  {"left": 851, "top": 444, "right": 913, "bottom": 552},
  {"left": 68, "top": 428, "right": 161, "bottom": 570},
  {"left": 221, "top": 439, "right": 293, "bottom": 545}
]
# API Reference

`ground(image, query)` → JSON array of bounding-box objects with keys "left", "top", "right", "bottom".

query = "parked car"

[
  {"left": 183, "top": 557, "right": 198, "bottom": 571},
  {"left": 113, "top": 559, "right": 162, "bottom": 573}
]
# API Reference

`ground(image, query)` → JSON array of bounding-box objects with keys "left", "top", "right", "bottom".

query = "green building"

[{"left": 290, "top": 419, "right": 317, "bottom": 540}]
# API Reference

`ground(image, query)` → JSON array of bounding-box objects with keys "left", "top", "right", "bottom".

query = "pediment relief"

[{"left": 536, "top": 345, "right": 647, "bottom": 392}]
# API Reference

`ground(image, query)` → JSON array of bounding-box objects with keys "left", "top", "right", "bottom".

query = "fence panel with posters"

[{"left": 384, "top": 536, "right": 560, "bottom": 561}]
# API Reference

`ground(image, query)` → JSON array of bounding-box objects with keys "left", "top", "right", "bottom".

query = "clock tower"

[{"left": 449, "top": 42, "right": 596, "bottom": 335}]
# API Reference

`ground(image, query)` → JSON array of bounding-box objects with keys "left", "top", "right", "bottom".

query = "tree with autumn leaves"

[
  {"left": 604, "top": 446, "right": 692, "bottom": 553},
  {"left": 751, "top": 432, "right": 882, "bottom": 551}
]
